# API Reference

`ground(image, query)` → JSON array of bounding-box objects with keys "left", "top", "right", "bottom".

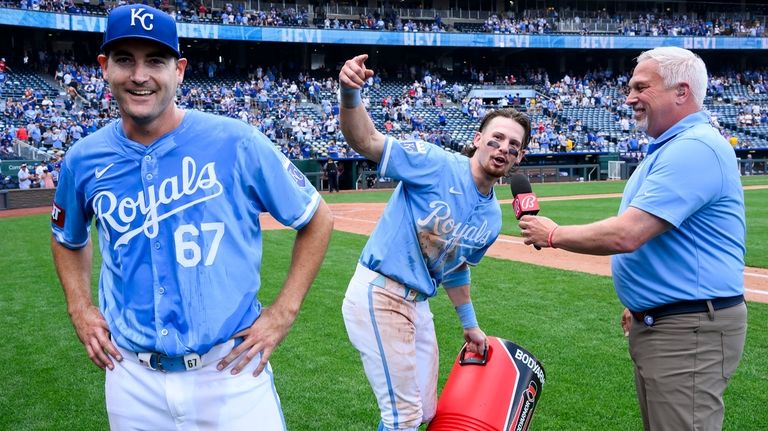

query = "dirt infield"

[
  {"left": 306, "top": 200, "right": 768, "bottom": 304},
  {"left": 6, "top": 193, "right": 767, "bottom": 304}
]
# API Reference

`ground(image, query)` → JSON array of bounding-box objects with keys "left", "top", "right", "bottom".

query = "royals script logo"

[
  {"left": 93, "top": 156, "right": 223, "bottom": 248},
  {"left": 416, "top": 200, "right": 493, "bottom": 249}
]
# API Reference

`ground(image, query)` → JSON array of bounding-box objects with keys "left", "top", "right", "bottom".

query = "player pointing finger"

[
  {"left": 338, "top": 53, "right": 533, "bottom": 431},
  {"left": 339, "top": 54, "right": 374, "bottom": 89}
]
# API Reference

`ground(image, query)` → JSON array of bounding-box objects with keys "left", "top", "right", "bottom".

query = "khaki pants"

[{"left": 629, "top": 303, "right": 747, "bottom": 431}]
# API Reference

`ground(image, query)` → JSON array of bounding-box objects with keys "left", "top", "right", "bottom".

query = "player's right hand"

[
  {"left": 70, "top": 304, "right": 122, "bottom": 370},
  {"left": 463, "top": 327, "right": 487, "bottom": 354},
  {"left": 339, "top": 54, "right": 374, "bottom": 89}
]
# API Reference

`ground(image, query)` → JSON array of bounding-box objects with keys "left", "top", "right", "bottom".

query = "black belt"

[{"left": 631, "top": 295, "right": 744, "bottom": 327}]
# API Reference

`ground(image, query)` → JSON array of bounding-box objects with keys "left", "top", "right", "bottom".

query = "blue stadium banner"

[{"left": 3, "top": 8, "right": 768, "bottom": 50}]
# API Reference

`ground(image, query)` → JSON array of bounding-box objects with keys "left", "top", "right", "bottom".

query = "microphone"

[{"left": 509, "top": 173, "right": 541, "bottom": 250}]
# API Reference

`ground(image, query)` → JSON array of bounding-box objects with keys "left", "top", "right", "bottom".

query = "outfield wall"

[{"left": 0, "top": 188, "right": 55, "bottom": 210}]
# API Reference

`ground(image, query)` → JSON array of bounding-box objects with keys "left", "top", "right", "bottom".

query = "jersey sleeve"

[
  {"left": 238, "top": 129, "right": 320, "bottom": 229},
  {"left": 629, "top": 138, "right": 723, "bottom": 227},
  {"left": 378, "top": 136, "right": 448, "bottom": 188},
  {"left": 51, "top": 158, "right": 92, "bottom": 249}
]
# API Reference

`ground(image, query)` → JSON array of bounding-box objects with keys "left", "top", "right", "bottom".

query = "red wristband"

[{"left": 547, "top": 227, "right": 558, "bottom": 248}]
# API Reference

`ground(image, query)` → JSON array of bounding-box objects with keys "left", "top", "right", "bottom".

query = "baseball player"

[
  {"left": 50, "top": 5, "right": 333, "bottom": 430},
  {"left": 338, "top": 54, "right": 531, "bottom": 431}
]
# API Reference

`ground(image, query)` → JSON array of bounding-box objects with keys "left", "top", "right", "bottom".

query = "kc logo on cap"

[
  {"left": 130, "top": 8, "right": 155, "bottom": 31},
  {"left": 101, "top": 4, "right": 181, "bottom": 57}
]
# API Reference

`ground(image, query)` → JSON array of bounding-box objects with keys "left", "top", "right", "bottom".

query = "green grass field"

[
  {"left": 1, "top": 178, "right": 767, "bottom": 430},
  {"left": 324, "top": 175, "right": 768, "bottom": 203}
]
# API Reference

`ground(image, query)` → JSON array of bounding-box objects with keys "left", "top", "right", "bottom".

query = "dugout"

[
  {"left": 520, "top": 151, "right": 612, "bottom": 182},
  {"left": 291, "top": 158, "right": 364, "bottom": 191}
]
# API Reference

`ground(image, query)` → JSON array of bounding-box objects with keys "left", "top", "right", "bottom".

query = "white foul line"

[
  {"left": 496, "top": 237, "right": 526, "bottom": 245},
  {"left": 335, "top": 216, "right": 768, "bottom": 295},
  {"left": 494, "top": 238, "right": 768, "bottom": 293},
  {"left": 334, "top": 216, "right": 378, "bottom": 224}
]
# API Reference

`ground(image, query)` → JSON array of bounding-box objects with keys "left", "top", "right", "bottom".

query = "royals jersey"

[
  {"left": 51, "top": 110, "right": 321, "bottom": 356},
  {"left": 360, "top": 137, "right": 502, "bottom": 298}
]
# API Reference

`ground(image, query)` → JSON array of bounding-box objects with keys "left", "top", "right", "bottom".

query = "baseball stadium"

[{"left": 1, "top": 0, "right": 767, "bottom": 429}]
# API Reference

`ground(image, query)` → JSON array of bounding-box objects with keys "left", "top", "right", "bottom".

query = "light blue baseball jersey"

[
  {"left": 360, "top": 137, "right": 502, "bottom": 297},
  {"left": 52, "top": 110, "right": 321, "bottom": 356},
  {"left": 612, "top": 111, "right": 746, "bottom": 311}
]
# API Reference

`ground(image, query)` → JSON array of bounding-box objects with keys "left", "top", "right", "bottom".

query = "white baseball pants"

[
  {"left": 342, "top": 263, "right": 439, "bottom": 431},
  {"left": 107, "top": 338, "right": 286, "bottom": 430}
]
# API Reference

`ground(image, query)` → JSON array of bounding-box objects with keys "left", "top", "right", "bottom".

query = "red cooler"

[{"left": 428, "top": 337, "right": 546, "bottom": 431}]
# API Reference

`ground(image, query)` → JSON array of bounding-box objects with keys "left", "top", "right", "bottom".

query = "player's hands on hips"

[
  {"left": 621, "top": 308, "right": 632, "bottom": 337},
  {"left": 70, "top": 304, "right": 122, "bottom": 370},
  {"left": 463, "top": 327, "right": 487, "bottom": 354},
  {"left": 217, "top": 305, "right": 297, "bottom": 377},
  {"left": 339, "top": 54, "right": 374, "bottom": 90},
  {"left": 519, "top": 215, "right": 557, "bottom": 248}
]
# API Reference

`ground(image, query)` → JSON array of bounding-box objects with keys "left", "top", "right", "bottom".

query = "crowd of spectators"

[
  {"left": 5, "top": 0, "right": 767, "bottom": 37},
  {"left": 0, "top": 57, "right": 367, "bottom": 162},
  {"left": 3, "top": 53, "right": 768, "bottom": 174},
  {"left": 181, "top": 2, "right": 310, "bottom": 27},
  {"left": 451, "top": 66, "right": 768, "bottom": 154},
  {"left": 3, "top": 156, "right": 63, "bottom": 189},
  {"left": 482, "top": 15, "right": 552, "bottom": 34},
  {"left": 709, "top": 70, "right": 768, "bottom": 100},
  {"left": 612, "top": 14, "right": 766, "bottom": 37},
  {"left": 1, "top": 57, "right": 114, "bottom": 161},
  {"left": 508, "top": 7, "right": 768, "bottom": 37},
  {"left": 14, "top": 0, "right": 105, "bottom": 14},
  {"left": 736, "top": 105, "right": 765, "bottom": 126}
]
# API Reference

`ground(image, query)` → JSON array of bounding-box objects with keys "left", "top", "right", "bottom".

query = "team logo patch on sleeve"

[
  {"left": 400, "top": 140, "right": 427, "bottom": 154},
  {"left": 286, "top": 163, "right": 306, "bottom": 187},
  {"left": 51, "top": 202, "right": 65, "bottom": 228}
]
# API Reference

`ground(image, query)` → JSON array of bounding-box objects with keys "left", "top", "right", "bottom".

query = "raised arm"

[{"left": 338, "top": 54, "right": 386, "bottom": 163}]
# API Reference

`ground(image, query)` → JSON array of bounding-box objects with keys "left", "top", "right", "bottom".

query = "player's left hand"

[
  {"left": 463, "top": 327, "right": 487, "bottom": 354},
  {"left": 620, "top": 308, "right": 632, "bottom": 337},
  {"left": 217, "top": 305, "right": 298, "bottom": 377}
]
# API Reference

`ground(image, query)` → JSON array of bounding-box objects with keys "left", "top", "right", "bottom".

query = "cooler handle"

[{"left": 459, "top": 343, "right": 489, "bottom": 366}]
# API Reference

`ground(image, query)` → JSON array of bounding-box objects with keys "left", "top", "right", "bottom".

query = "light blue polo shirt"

[{"left": 611, "top": 111, "right": 746, "bottom": 311}]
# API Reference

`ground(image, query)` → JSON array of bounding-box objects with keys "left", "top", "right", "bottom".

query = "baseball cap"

[{"left": 101, "top": 4, "right": 180, "bottom": 57}]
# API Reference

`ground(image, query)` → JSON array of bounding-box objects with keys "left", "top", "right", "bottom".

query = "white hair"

[{"left": 636, "top": 46, "right": 708, "bottom": 109}]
